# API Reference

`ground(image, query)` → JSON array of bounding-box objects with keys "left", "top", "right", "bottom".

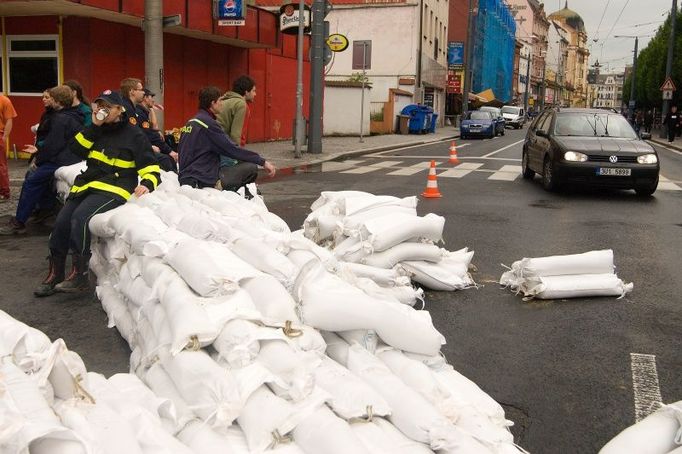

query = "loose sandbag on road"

[
  {"left": 521, "top": 273, "right": 633, "bottom": 299},
  {"left": 358, "top": 212, "right": 445, "bottom": 252},
  {"left": 362, "top": 242, "right": 443, "bottom": 269}
]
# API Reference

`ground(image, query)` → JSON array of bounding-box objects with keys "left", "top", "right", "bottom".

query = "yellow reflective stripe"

[
  {"left": 141, "top": 173, "right": 158, "bottom": 189},
  {"left": 75, "top": 132, "right": 94, "bottom": 149},
  {"left": 137, "top": 164, "right": 161, "bottom": 176},
  {"left": 88, "top": 150, "right": 136, "bottom": 169},
  {"left": 190, "top": 118, "right": 209, "bottom": 128},
  {"left": 70, "top": 181, "right": 132, "bottom": 200}
]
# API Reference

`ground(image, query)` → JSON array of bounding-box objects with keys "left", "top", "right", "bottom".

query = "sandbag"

[
  {"left": 521, "top": 273, "right": 633, "bottom": 300},
  {"left": 339, "top": 262, "right": 410, "bottom": 287},
  {"left": 177, "top": 420, "right": 238, "bottom": 454},
  {"left": 358, "top": 212, "right": 445, "bottom": 252},
  {"left": 232, "top": 237, "right": 299, "bottom": 290},
  {"left": 96, "top": 285, "right": 136, "bottom": 345},
  {"left": 212, "top": 319, "right": 263, "bottom": 368},
  {"left": 240, "top": 275, "right": 300, "bottom": 325},
  {"left": 362, "top": 242, "right": 443, "bottom": 269},
  {"left": 350, "top": 417, "right": 435, "bottom": 454},
  {"left": 292, "top": 405, "right": 370, "bottom": 454},
  {"left": 0, "top": 310, "right": 52, "bottom": 373},
  {"left": 310, "top": 190, "right": 373, "bottom": 211},
  {"left": 599, "top": 401, "right": 682, "bottom": 454},
  {"left": 142, "top": 362, "right": 195, "bottom": 433},
  {"left": 400, "top": 256, "right": 474, "bottom": 291},
  {"left": 256, "top": 340, "right": 319, "bottom": 401}
]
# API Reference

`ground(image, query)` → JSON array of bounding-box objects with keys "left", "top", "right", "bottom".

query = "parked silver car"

[{"left": 501, "top": 105, "right": 525, "bottom": 129}]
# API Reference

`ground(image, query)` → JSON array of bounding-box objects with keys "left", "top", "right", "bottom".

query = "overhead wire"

[{"left": 593, "top": 0, "right": 612, "bottom": 42}]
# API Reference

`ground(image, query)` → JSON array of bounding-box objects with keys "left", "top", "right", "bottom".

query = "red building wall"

[{"left": 4, "top": 13, "right": 308, "bottom": 150}]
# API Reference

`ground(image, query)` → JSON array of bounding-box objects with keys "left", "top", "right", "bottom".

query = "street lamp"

[{"left": 615, "top": 35, "right": 641, "bottom": 123}]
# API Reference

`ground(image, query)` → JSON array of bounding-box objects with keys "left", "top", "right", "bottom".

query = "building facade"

[
  {"left": 0, "top": 0, "right": 305, "bottom": 152},
  {"left": 545, "top": 21, "right": 569, "bottom": 107},
  {"left": 591, "top": 73, "right": 625, "bottom": 109}
]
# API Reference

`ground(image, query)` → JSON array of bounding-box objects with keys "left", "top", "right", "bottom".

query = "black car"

[{"left": 521, "top": 108, "right": 659, "bottom": 196}]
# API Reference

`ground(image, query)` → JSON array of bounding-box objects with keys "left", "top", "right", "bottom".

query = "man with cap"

[
  {"left": 34, "top": 89, "right": 161, "bottom": 297},
  {"left": 140, "top": 88, "right": 159, "bottom": 130}
]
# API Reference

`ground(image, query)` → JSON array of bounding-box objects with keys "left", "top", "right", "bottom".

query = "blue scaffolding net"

[{"left": 471, "top": 0, "right": 516, "bottom": 102}]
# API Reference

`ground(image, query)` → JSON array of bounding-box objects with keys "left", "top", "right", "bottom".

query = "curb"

[
  {"left": 271, "top": 134, "right": 460, "bottom": 176},
  {"left": 649, "top": 138, "right": 682, "bottom": 153}
]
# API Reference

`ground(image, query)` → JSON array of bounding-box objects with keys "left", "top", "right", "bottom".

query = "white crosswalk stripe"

[
  {"left": 387, "top": 161, "right": 443, "bottom": 176},
  {"left": 321, "top": 160, "right": 366, "bottom": 172},
  {"left": 657, "top": 175, "right": 682, "bottom": 191},
  {"left": 488, "top": 165, "right": 522, "bottom": 181},
  {"left": 340, "top": 160, "right": 403, "bottom": 174},
  {"left": 438, "top": 162, "right": 484, "bottom": 178}
]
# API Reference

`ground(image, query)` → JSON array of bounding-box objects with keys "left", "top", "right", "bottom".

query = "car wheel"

[
  {"left": 634, "top": 178, "right": 658, "bottom": 196},
  {"left": 542, "top": 156, "right": 560, "bottom": 191},
  {"left": 522, "top": 150, "right": 535, "bottom": 180}
]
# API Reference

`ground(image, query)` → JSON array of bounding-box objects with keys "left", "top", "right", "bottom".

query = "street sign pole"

[
  {"left": 294, "top": 0, "right": 305, "bottom": 158},
  {"left": 359, "top": 42, "right": 367, "bottom": 143}
]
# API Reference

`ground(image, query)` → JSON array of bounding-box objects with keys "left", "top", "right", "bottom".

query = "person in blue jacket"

[{"left": 177, "top": 86, "right": 275, "bottom": 190}]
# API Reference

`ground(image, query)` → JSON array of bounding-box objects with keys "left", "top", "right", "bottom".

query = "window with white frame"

[{"left": 7, "top": 35, "right": 59, "bottom": 95}]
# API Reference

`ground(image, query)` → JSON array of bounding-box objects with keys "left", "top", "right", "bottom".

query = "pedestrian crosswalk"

[{"left": 321, "top": 159, "right": 682, "bottom": 191}]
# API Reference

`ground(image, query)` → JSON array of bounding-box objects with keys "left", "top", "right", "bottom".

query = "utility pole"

[
  {"left": 661, "top": 0, "right": 677, "bottom": 138},
  {"left": 144, "top": 0, "right": 164, "bottom": 130},
  {"left": 308, "top": 0, "right": 328, "bottom": 154},
  {"left": 461, "top": 0, "right": 474, "bottom": 116},
  {"left": 293, "top": 0, "right": 305, "bottom": 158},
  {"left": 523, "top": 47, "right": 531, "bottom": 113},
  {"left": 615, "top": 34, "right": 639, "bottom": 122}
]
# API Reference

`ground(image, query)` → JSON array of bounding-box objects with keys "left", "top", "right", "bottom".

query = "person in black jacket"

[
  {"left": 178, "top": 86, "right": 275, "bottom": 190},
  {"left": 34, "top": 89, "right": 161, "bottom": 297},
  {"left": 0, "top": 85, "right": 83, "bottom": 235},
  {"left": 664, "top": 105, "right": 680, "bottom": 143}
]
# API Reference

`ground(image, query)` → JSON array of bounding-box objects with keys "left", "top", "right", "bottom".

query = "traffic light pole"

[
  {"left": 308, "top": 0, "right": 326, "bottom": 154},
  {"left": 661, "top": 0, "right": 677, "bottom": 138}
]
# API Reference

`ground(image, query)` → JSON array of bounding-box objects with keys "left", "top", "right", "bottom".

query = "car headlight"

[
  {"left": 637, "top": 154, "right": 658, "bottom": 164},
  {"left": 564, "top": 151, "right": 588, "bottom": 162},
  {"left": 462, "top": 125, "right": 469, "bottom": 129}
]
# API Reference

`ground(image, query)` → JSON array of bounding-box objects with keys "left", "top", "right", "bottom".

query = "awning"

[{"left": 475, "top": 89, "right": 504, "bottom": 107}]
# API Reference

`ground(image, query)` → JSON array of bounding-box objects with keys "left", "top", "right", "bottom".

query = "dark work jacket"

[
  {"left": 178, "top": 109, "right": 265, "bottom": 187},
  {"left": 68, "top": 114, "right": 161, "bottom": 202},
  {"left": 35, "top": 107, "right": 56, "bottom": 149},
  {"left": 121, "top": 96, "right": 172, "bottom": 154},
  {"left": 34, "top": 106, "right": 84, "bottom": 167},
  {"left": 665, "top": 112, "right": 680, "bottom": 130}
]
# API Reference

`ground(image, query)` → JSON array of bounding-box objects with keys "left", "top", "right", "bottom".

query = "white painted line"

[
  {"left": 481, "top": 139, "right": 525, "bottom": 158},
  {"left": 341, "top": 160, "right": 403, "bottom": 174},
  {"left": 364, "top": 140, "right": 465, "bottom": 157},
  {"left": 321, "top": 160, "right": 365, "bottom": 172},
  {"left": 656, "top": 175, "right": 682, "bottom": 191},
  {"left": 652, "top": 142, "right": 682, "bottom": 157},
  {"left": 373, "top": 155, "right": 522, "bottom": 162},
  {"left": 630, "top": 353, "right": 663, "bottom": 422},
  {"left": 439, "top": 162, "right": 484, "bottom": 178},
  {"left": 488, "top": 165, "right": 522, "bottom": 181},
  {"left": 387, "top": 161, "right": 441, "bottom": 176}
]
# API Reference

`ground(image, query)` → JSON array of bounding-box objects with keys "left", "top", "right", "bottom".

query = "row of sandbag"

[
  {"left": 303, "top": 191, "right": 476, "bottom": 292},
  {"left": 86, "top": 172, "right": 526, "bottom": 453},
  {"left": 499, "top": 250, "right": 634, "bottom": 300}
]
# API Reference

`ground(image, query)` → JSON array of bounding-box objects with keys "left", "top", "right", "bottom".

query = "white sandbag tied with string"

[
  {"left": 231, "top": 236, "right": 299, "bottom": 290},
  {"left": 339, "top": 262, "right": 411, "bottom": 287},
  {"left": 599, "top": 401, "right": 682, "bottom": 454},
  {"left": 358, "top": 212, "right": 445, "bottom": 253},
  {"left": 362, "top": 242, "right": 444, "bottom": 269},
  {"left": 400, "top": 254, "right": 476, "bottom": 291},
  {"left": 54, "top": 161, "right": 86, "bottom": 202},
  {"left": 521, "top": 274, "right": 633, "bottom": 300},
  {"left": 0, "top": 310, "right": 52, "bottom": 374},
  {"left": 350, "top": 416, "right": 435, "bottom": 454}
]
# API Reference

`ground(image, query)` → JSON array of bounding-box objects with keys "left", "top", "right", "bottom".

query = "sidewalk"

[
  {"left": 1, "top": 127, "right": 459, "bottom": 217},
  {"left": 647, "top": 128, "right": 682, "bottom": 152}
]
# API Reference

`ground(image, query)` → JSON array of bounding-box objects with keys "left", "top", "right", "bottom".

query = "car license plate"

[
  {"left": 470, "top": 127, "right": 480, "bottom": 132},
  {"left": 598, "top": 168, "right": 631, "bottom": 176}
]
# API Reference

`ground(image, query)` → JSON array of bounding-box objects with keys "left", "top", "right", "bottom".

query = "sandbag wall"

[{"left": 82, "top": 172, "right": 527, "bottom": 453}]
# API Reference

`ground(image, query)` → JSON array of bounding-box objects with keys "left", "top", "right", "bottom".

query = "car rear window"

[
  {"left": 469, "top": 111, "right": 492, "bottom": 120},
  {"left": 501, "top": 107, "right": 520, "bottom": 115},
  {"left": 554, "top": 113, "right": 637, "bottom": 139}
]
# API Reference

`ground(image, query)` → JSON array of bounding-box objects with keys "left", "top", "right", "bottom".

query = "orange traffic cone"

[
  {"left": 448, "top": 141, "right": 460, "bottom": 164},
  {"left": 421, "top": 160, "right": 442, "bottom": 198}
]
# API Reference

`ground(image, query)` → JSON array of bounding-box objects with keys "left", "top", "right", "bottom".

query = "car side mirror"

[
  {"left": 536, "top": 129, "right": 548, "bottom": 138},
  {"left": 640, "top": 132, "right": 651, "bottom": 140}
]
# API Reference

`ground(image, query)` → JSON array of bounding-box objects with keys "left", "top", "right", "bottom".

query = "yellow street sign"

[{"left": 326, "top": 34, "right": 349, "bottom": 52}]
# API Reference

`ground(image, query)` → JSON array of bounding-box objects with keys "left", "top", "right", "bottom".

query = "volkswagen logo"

[{"left": 609, "top": 155, "right": 618, "bottom": 163}]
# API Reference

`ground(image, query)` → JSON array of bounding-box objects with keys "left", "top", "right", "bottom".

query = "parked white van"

[{"left": 501, "top": 106, "right": 525, "bottom": 129}]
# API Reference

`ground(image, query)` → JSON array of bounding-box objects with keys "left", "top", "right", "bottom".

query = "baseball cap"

[
  {"left": 143, "top": 88, "right": 155, "bottom": 97},
  {"left": 94, "top": 89, "right": 126, "bottom": 110}
]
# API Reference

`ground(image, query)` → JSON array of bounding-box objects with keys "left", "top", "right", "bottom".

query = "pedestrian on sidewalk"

[
  {"left": 664, "top": 105, "right": 680, "bottom": 143},
  {"left": 0, "top": 93, "right": 17, "bottom": 203},
  {"left": 34, "top": 89, "right": 160, "bottom": 297},
  {"left": 216, "top": 75, "right": 259, "bottom": 194},
  {"left": 177, "top": 86, "right": 275, "bottom": 194},
  {"left": 0, "top": 86, "right": 83, "bottom": 235},
  {"left": 644, "top": 109, "right": 653, "bottom": 134}
]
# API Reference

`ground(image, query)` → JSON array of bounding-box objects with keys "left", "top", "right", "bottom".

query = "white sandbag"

[
  {"left": 359, "top": 213, "right": 445, "bottom": 252},
  {"left": 382, "top": 284, "right": 424, "bottom": 307},
  {"left": 165, "top": 238, "right": 261, "bottom": 297},
  {"left": 0, "top": 310, "right": 52, "bottom": 373},
  {"left": 142, "top": 362, "right": 195, "bottom": 432},
  {"left": 340, "top": 194, "right": 407, "bottom": 216},
  {"left": 96, "top": 285, "right": 136, "bottom": 345},
  {"left": 161, "top": 350, "right": 242, "bottom": 428},
  {"left": 231, "top": 237, "right": 299, "bottom": 290},
  {"left": 500, "top": 249, "right": 615, "bottom": 288},
  {"left": 313, "top": 355, "right": 391, "bottom": 420},
  {"left": 88, "top": 209, "right": 118, "bottom": 238},
  {"left": 310, "top": 190, "right": 373, "bottom": 211},
  {"left": 256, "top": 340, "right": 320, "bottom": 401},
  {"left": 340, "top": 262, "right": 411, "bottom": 287},
  {"left": 296, "top": 262, "right": 445, "bottom": 356},
  {"left": 362, "top": 242, "right": 443, "bottom": 269},
  {"left": 107, "top": 204, "right": 170, "bottom": 253},
  {"left": 350, "top": 417, "right": 435, "bottom": 454},
  {"left": 338, "top": 330, "right": 379, "bottom": 353},
  {"left": 350, "top": 277, "right": 404, "bottom": 305},
  {"left": 241, "top": 275, "right": 300, "bottom": 325},
  {"left": 54, "top": 161, "right": 87, "bottom": 201},
  {"left": 213, "top": 319, "right": 266, "bottom": 368},
  {"left": 287, "top": 232, "right": 338, "bottom": 269},
  {"left": 332, "top": 235, "right": 369, "bottom": 263},
  {"left": 201, "top": 288, "right": 262, "bottom": 329},
  {"left": 177, "top": 420, "right": 238, "bottom": 454},
  {"left": 292, "top": 405, "right": 370, "bottom": 454},
  {"left": 599, "top": 401, "right": 682, "bottom": 454},
  {"left": 340, "top": 204, "right": 418, "bottom": 237},
  {"left": 400, "top": 257, "right": 474, "bottom": 291},
  {"left": 520, "top": 273, "right": 633, "bottom": 299},
  {"left": 175, "top": 210, "right": 234, "bottom": 243},
  {"left": 35, "top": 339, "right": 89, "bottom": 401}
]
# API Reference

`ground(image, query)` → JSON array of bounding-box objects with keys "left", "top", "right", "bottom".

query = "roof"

[{"left": 548, "top": 1, "right": 586, "bottom": 33}]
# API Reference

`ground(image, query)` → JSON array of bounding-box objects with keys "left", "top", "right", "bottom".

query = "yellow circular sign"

[{"left": 326, "top": 34, "right": 349, "bottom": 52}]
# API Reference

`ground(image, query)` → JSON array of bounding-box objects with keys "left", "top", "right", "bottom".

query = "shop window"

[{"left": 7, "top": 35, "right": 59, "bottom": 95}]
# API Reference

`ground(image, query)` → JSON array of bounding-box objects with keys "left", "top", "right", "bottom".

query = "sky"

[{"left": 544, "top": 0, "right": 675, "bottom": 73}]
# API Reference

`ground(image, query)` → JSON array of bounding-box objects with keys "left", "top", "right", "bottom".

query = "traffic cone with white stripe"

[
  {"left": 448, "top": 140, "right": 460, "bottom": 164},
  {"left": 421, "top": 160, "right": 442, "bottom": 198}
]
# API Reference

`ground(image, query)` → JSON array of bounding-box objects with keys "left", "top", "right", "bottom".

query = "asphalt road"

[{"left": 1, "top": 127, "right": 680, "bottom": 453}]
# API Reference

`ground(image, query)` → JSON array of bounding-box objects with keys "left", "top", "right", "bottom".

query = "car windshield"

[
  {"left": 481, "top": 107, "right": 500, "bottom": 115},
  {"left": 468, "top": 111, "right": 491, "bottom": 120},
  {"left": 501, "top": 106, "right": 520, "bottom": 115},
  {"left": 554, "top": 113, "right": 638, "bottom": 139}
]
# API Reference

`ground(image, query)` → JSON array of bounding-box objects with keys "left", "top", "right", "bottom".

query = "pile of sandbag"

[
  {"left": 499, "top": 250, "right": 633, "bottom": 300},
  {"left": 83, "top": 173, "right": 527, "bottom": 453},
  {"left": 599, "top": 401, "right": 682, "bottom": 454},
  {"left": 303, "top": 191, "right": 476, "bottom": 293},
  {"left": 53, "top": 161, "right": 87, "bottom": 202}
]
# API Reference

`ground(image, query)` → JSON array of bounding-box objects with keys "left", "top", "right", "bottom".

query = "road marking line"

[
  {"left": 387, "top": 161, "right": 441, "bottom": 176},
  {"left": 488, "top": 165, "right": 522, "bottom": 181},
  {"left": 481, "top": 139, "right": 525, "bottom": 158},
  {"left": 630, "top": 353, "right": 663, "bottom": 422},
  {"left": 370, "top": 155, "right": 522, "bottom": 162},
  {"left": 658, "top": 175, "right": 682, "bottom": 191},
  {"left": 652, "top": 142, "right": 682, "bottom": 156},
  {"left": 366, "top": 141, "right": 471, "bottom": 157},
  {"left": 321, "top": 160, "right": 366, "bottom": 172},
  {"left": 340, "top": 160, "right": 403, "bottom": 174},
  {"left": 439, "top": 162, "right": 484, "bottom": 178}
]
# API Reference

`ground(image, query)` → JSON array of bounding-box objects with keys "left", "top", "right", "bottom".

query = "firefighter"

[{"left": 34, "top": 89, "right": 161, "bottom": 297}]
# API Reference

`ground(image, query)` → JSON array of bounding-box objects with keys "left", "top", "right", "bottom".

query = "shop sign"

[
  {"left": 217, "top": 0, "right": 245, "bottom": 26},
  {"left": 279, "top": 3, "right": 311, "bottom": 35}
]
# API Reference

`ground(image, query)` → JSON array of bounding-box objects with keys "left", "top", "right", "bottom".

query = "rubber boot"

[
  {"left": 34, "top": 253, "right": 67, "bottom": 297},
  {"left": 54, "top": 253, "right": 90, "bottom": 293}
]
